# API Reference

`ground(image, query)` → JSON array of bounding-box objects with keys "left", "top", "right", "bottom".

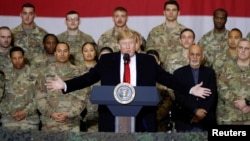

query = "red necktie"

[{"left": 124, "top": 60, "right": 130, "bottom": 83}]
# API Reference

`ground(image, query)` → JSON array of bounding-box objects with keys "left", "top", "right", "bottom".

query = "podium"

[{"left": 90, "top": 84, "right": 159, "bottom": 133}]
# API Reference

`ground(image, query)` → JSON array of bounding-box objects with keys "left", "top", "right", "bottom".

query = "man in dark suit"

[
  {"left": 45, "top": 30, "right": 212, "bottom": 132},
  {"left": 172, "top": 44, "right": 218, "bottom": 132}
]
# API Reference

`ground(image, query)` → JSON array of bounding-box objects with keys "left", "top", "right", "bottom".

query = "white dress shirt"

[{"left": 120, "top": 54, "right": 136, "bottom": 86}]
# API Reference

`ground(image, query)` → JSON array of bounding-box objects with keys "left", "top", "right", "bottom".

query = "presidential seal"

[{"left": 114, "top": 83, "right": 135, "bottom": 104}]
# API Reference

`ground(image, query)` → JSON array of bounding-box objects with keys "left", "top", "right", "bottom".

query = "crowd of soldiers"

[{"left": 1, "top": 0, "right": 250, "bottom": 133}]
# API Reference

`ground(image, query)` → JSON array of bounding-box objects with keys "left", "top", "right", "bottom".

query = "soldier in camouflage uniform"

[
  {"left": 78, "top": 42, "right": 99, "bottom": 132},
  {"left": 146, "top": 0, "right": 186, "bottom": 69},
  {"left": 11, "top": 3, "right": 48, "bottom": 61},
  {"left": 217, "top": 39, "right": 250, "bottom": 125},
  {"left": 0, "top": 26, "right": 13, "bottom": 72},
  {"left": 97, "top": 6, "right": 146, "bottom": 52},
  {"left": 36, "top": 42, "right": 89, "bottom": 132},
  {"left": 213, "top": 28, "right": 242, "bottom": 77},
  {"left": 0, "top": 70, "right": 4, "bottom": 100},
  {"left": 165, "top": 28, "right": 195, "bottom": 74},
  {"left": 57, "top": 11, "right": 95, "bottom": 66},
  {"left": 31, "top": 33, "right": 59, "bottom": 69},
  {"left": 246, "top": 32, "right": 250, "bottom": 41},
  {"left": 0, "top": 46, "right": 40, "bottom": 130},
  {"left": 198, "top": 8, "right": 229, "bottom": 67}
]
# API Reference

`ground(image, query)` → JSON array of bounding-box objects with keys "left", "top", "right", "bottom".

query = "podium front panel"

[
  {"left": 108, "top": 105, "right": 142, "bottom": 116},
  {"left": 90, "top": 85, "right": 160, "bottom": 106}
]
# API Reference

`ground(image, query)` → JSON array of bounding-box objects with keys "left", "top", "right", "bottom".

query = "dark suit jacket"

[
  {"left": 173, "top": 65, "right": 218, "bottom": 131},
  {"left": 65, "top": 52, "right": 176, "bottom": 132}
]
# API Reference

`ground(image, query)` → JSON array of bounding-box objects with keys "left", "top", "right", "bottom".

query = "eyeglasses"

[
  {"left": 66, "top": 18, "right": 79, "bottom": 22},
  {"left": 119, "top": 41, "right": 135, "bottom": 47}
]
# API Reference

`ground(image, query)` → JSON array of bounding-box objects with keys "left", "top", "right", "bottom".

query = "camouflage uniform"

[
  {"left": 30, "top": 53, "right": 56, "bottom": 69},
  {"left": 0, "top": 48, "right": 12, "bottom": 73},
  {"left": 57, "top": 31, "right": 95, "bottom": 66},
  {"left": 198, "top": 29, "right": 229, "bottom": 67},
  {"left": 36, "top": 62, "right": 89, "bottom": 132},
  {"left": 97, "top": 27, "right": 146, "bottom": 52},
  {"left": 0, "top": 65, "right": 40, "bottom": 130},
  {"left": 11, "top": 24, "right": 48, "bottom": 60},
  {"left": 246, "top": 32, "right": 250, "bottom": 41},
  {"left": 0, "top": 70, "right": 4, "bottom": 99},
  {"left": 165, "top": 50, "right": 189, "bottom": 74},
  {"left": 217, "top": 60, "right": 250, "bottom": 125},
  {"left": 146, "top": 23, "right": 186, "bottom": 69},
  {"left": 212, "top": 47, "right": 237, "bottom": 78}
]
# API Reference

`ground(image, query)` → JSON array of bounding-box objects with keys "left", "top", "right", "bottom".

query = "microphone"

[{"left": 123, "top": 53, "right": 130, "bottom": 63}]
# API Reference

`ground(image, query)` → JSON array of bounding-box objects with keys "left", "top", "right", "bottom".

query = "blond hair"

[{"left": 117, "top": 29, "right": 136, "bottom": 42}]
